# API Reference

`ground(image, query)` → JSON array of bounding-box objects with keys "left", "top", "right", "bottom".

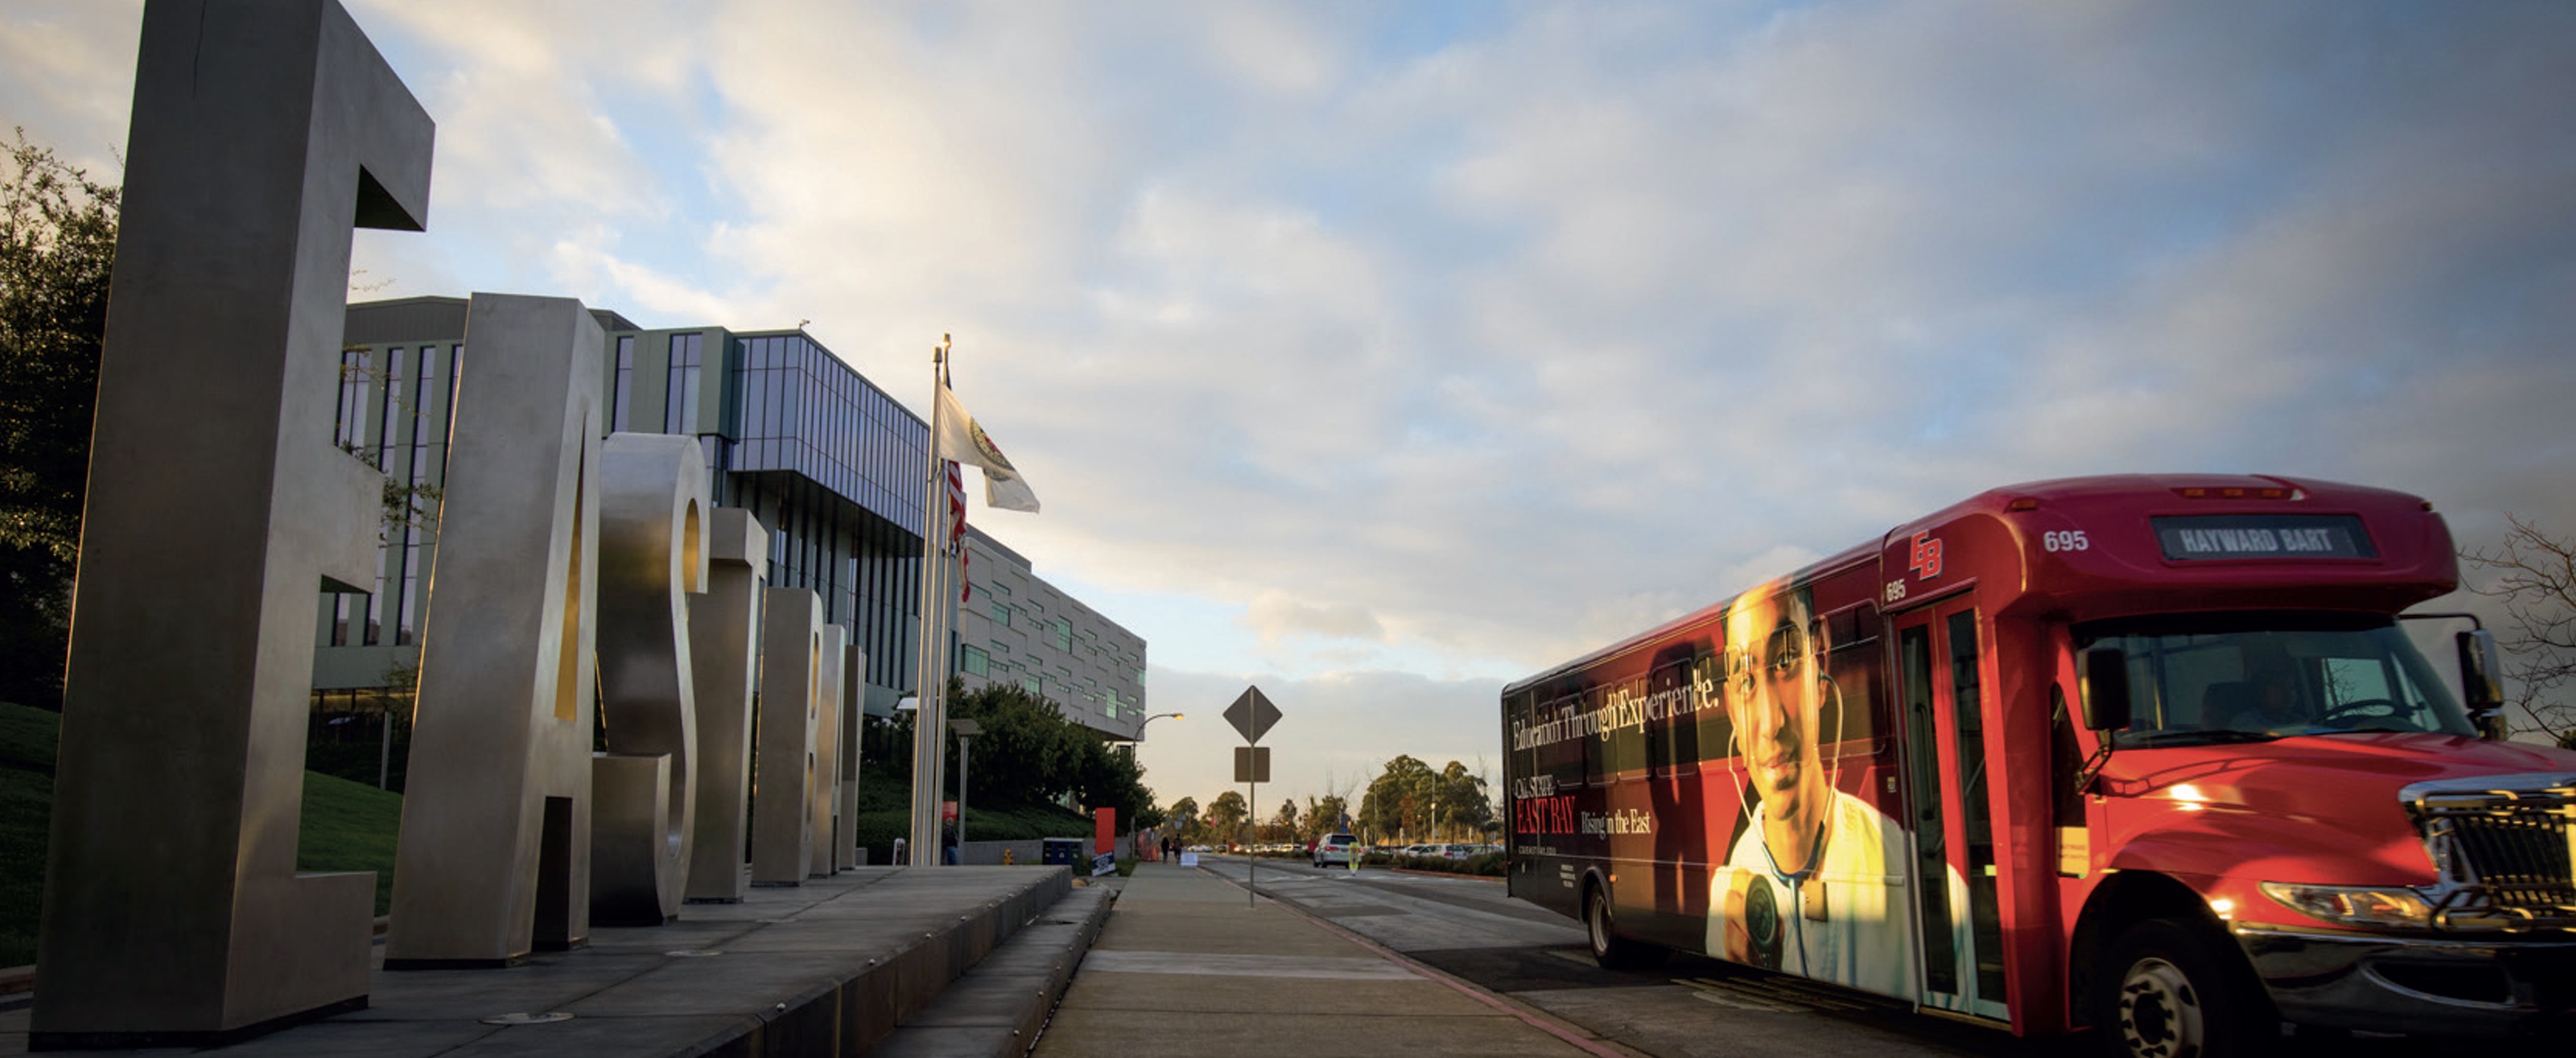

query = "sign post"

[{"left": 1223, "top": 686, "right": 1282, "bottom": 908}]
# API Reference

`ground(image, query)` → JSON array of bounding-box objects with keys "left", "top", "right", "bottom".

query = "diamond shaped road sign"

[{"left": 1223, "top": 685, "right": 1282, "bottom": 745}]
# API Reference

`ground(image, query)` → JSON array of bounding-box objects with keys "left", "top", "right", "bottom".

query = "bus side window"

[
  {"left": 1697, "top": 619, "right": 1737, "bottom": 766},
  {"left": 1823, "top": 604, "right": 1883, "bottom": 758},
  {"left": 1535, "top": 685, "right": 1590, "bottom": 790},
  {"left": 1648, "top": 644, "right": 1705, "bottom": 777}
]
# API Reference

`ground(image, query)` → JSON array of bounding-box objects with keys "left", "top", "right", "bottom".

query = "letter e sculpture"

[{"left": 35, "top": 0, "right": 431, "bottom": 1045}]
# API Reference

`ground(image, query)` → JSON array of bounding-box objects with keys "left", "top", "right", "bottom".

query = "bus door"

[{"left": 1894, "top": 597, "right": 2008, "bottom": 1021}]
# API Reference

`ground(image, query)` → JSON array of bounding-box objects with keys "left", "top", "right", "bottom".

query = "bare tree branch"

[{"left": 2463, "top": 515, "right": 2576, "bottom": 744}]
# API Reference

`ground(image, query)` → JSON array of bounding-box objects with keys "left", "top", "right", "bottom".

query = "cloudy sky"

[{"left": 8, "top": 1, "right": 2572, "bottom": 807}]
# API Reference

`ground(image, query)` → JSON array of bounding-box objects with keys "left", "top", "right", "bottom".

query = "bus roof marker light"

[{"left": 2005, "top": 497, "right": 2038, "bottom": 512}]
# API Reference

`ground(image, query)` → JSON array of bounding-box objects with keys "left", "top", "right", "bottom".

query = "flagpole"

[{"left": 908, "top": 337, "right": 953, "bottom": 864}]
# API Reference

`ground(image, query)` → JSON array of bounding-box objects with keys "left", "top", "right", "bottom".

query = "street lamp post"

[
  {"left": 1128, "top": 715, "right": 1185, "bottom": 756},
  {"left": 949, "top": 717, "right": 981, "bottom": 864}
]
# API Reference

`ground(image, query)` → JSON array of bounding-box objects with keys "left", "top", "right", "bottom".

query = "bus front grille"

[{"left": 2403, "top": 773, "right": 2576, "bottom": 933}]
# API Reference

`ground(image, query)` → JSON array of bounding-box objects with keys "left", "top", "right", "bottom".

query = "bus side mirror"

[
  {"left": 2080, "top": 647, "right": 2131, "bottom": 732},
  {"left": 2456, "top": 629, "right": 2509, "bottom": 740}
]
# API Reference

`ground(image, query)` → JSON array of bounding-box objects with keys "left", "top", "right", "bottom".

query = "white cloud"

[
  {"left": 0, "top": 0, "right": 143, "bottom": 176},
  {"left": 22, "top": 0, "right": 2576, "bottom": 771},
  {"left": 1240, "top": 591, "right": 1385, "bottom": 644}
]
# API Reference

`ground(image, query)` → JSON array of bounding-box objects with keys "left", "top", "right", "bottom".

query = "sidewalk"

[{"left": 1031, "top": 863, "right": 1616, "bottom": 1058}]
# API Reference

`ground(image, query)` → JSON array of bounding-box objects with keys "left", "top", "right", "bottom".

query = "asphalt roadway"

[{"left": 1072, "top": 856, "right": 2566, "bottom": 1058}]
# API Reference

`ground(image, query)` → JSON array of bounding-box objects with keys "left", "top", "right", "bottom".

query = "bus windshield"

[{"left": 2077, "top": 611, "right": 2477, "bottom": 746}]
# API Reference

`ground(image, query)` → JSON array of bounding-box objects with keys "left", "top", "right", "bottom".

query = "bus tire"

[
  {"left": 2091, "top": 917, "right": 2272, "bottom": 1058},
  {"left": 1585, "top": 883, "right": 1659, "bottom": 970}
]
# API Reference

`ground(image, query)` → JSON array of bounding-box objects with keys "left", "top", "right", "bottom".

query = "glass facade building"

[{"left": 313, "top": 297, "right": 1145, "bottom": 737}]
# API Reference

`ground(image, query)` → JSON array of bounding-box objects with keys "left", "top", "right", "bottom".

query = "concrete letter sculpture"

[
  {"left": 35, "top": 0, "right": 431, "bottom": 1044},
  {"left": 384, "top": 295, "right": 605, "bottom": 966},
  {"left": 752, "top": 588, "right": 824, "bottom": 885},
  {"left": 684, "top": 508, "right": 767, "bottom": 902},
  {"left": 808, "top": 625, "right": 848, "bottom": 877},
  {"left": 590, "top": 434, "right": 712, "bottom": 925},
  {"left": 836, "top": 644, "right": 867, "bottom": 870}
]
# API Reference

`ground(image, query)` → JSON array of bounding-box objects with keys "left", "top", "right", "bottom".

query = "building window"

[
  {"left": 335, "top": 348, "right": 371, "bottom": 450},
  {"left": 665, "top": 333, "right": 702, "bottom": 434},
  {"left": 960, "top": 644, "right": 988, "bottom": 677},
  {"left": 330, "top": 593, "right": 353, "bottom": 647},
  {"left": 611, "top": 335, "right": 634, "bottom": 432},
  {"left": 992, "top": 601, "right": 1011, "bottom": 626},
  {"left": 1021, "top": 676, "right": 1042, "bottom": 695},
  {"left": 1053, "top": 617, "right": 1072, "bottom": 652}
]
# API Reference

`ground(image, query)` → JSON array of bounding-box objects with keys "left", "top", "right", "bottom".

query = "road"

[{"left": 1193, "top": 856, "right": 2557, "bottom": 1058}]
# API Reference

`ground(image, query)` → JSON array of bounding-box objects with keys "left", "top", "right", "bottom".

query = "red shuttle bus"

[{"left": 1502, "top": 475, "right": 2575, "bottom": 1055}]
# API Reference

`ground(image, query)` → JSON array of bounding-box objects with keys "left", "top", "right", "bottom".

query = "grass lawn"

[
  {"left": 0, "top": 702, "right": 404, "bottom": 968},
  {"left": 848, "top": 763, "right": 1096, "bottom": 863}
]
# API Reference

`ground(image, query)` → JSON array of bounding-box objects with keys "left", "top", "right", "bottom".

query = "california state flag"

[{"left": 934, "top": 381, "right": 1040, "bottom": 513}]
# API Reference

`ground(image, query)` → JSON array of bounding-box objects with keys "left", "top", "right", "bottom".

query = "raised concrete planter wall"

[{"left": 956, "top": 839, "right": 1042, "bottom": 866}]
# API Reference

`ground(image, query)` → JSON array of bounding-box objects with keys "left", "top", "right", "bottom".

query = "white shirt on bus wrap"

[{"left": 1710, "top": 788, "right": 1918, "bottom": 1001}]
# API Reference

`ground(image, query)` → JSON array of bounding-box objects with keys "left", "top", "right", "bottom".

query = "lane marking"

[
  {"left": 1676, "top": 977, "right": 1813, "bottom": 1014},
  {"left": 1197, "top": 865, "right": 1646, "bottom": 1058}
]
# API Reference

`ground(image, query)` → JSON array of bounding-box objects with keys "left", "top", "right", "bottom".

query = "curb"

[{"left": 872, "top": 880, "right": 1117, "bottom": 1058}]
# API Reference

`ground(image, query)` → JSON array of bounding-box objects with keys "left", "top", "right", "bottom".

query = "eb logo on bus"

[{"left": 1908, "top": 531, "right": 1944, "bottom": 578}]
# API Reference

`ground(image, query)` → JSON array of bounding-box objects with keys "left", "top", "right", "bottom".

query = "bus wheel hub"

[{"left": 2119, "top": 957, "right": 2200, "bottom": 1057}]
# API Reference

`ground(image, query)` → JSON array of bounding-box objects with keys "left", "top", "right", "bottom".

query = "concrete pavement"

[
  {"left": 0, "top": 867, "right": 1076, "bottom": 1057},
  {"left": 1031, "top": 862, "right": 1626, "bottom": 1058}
]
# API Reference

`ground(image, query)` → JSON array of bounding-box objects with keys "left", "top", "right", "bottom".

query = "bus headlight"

[{"left": 2258, "top": 882, "right": 2433, "bottom": 929}]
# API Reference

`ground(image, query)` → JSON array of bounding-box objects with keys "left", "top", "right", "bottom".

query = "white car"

[{"left": 1312, "top": 833, "right": 1363, "bottom": 867}]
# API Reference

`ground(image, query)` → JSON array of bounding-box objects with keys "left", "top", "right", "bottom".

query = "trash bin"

[{"left": 1041, "top": 837, "right": 1082, "bottom": 866}]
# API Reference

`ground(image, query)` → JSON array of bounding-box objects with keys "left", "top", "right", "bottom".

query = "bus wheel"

[
  {"left": 1585, "top": 885, "right": 1659, "bottom": 970},
  {"left": 2094, "top": 917, "right": 2270, "bottom": 1058}
]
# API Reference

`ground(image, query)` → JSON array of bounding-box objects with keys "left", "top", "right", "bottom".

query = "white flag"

[{"left": 934, "top": 381, "right": 1040, "bottom": 513}]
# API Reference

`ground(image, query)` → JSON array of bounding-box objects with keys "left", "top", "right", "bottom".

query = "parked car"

[
  {"left": 1440, "top": 844, "right": 1479, "bottom": 859},
  {"left": 1312, "top": 832, "right": 1362, "bottom": 867}
]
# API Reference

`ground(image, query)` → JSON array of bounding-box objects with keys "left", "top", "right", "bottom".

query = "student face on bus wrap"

[{"left": 1723, "top": 588, "right": 1823, "bottom": 814}]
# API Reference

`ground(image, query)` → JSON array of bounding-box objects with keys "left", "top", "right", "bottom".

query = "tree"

[
  {"left": 938, "top": 680, "right": 1158, "bottom": 819},
  {"left": 1434, "top": 761, "right": 1494, "bottom": 841},
  {"left": 1359, "top": 755, "right": 1437, "bottom": 844},
  {"left": 1299, "top": 794, "right": 1348, "bottom": 841},
  {"left": 1204, "top": 790, "right": 1249, "bottom": 848},
  {"left": 0, "top": 130, "right": 117, "bottom": 707},
  {"left": 1166, "top": 796, "right": 1200, "bottom": 843},
  {"left": 2463, "top": 516, "right": 2576, "bottom": 746}
]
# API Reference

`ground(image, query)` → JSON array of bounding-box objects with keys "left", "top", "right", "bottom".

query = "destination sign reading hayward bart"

[{"left": 2150, "top": 514, "right": 2376, "bottom": 562}]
